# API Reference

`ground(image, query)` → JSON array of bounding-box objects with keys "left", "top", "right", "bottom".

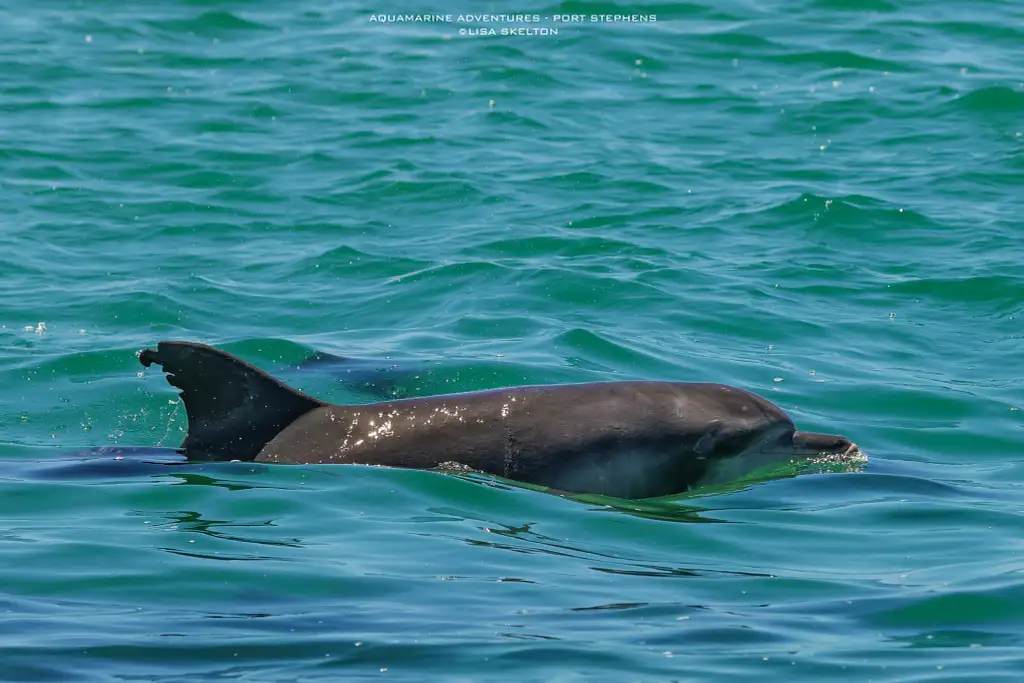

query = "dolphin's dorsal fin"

[{"left": 140, "top": 341, "right": 325, "bottom": 461}]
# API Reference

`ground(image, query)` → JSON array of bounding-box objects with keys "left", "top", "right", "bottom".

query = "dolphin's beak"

[{"left": 791, "top": 431, "right": 858, "bottom": 457}]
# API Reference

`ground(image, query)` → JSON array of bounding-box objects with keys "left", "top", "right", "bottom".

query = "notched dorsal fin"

[{"left": 140, "top": 341, "right": 325, "bottom": 461}]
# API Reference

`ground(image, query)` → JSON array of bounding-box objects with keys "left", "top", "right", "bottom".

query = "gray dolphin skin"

[{"left": 139, "top": 341, "right": 859, "bottom": 499}]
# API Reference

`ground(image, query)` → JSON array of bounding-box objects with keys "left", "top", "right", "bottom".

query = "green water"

[{"left": 2, "top": 0, "right": 1023, "bottom": 680}]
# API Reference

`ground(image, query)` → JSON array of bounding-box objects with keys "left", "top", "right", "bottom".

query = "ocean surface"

[{"left": 1, "top": 0, "right": 1022, "bottom": 680}]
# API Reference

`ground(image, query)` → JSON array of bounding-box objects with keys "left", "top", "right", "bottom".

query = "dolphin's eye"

[
  {"left": 695, "top": 425, "right": 753, "bottom": 458},
  {"left": 710, "top": 433, "right": 754, "bottom": 457}
]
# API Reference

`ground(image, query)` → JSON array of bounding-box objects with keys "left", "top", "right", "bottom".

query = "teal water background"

[{"left": 2, "top": 1, "right": 1023, "bottom": 680}]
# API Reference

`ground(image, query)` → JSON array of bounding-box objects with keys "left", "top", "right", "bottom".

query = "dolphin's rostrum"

[{"left": 139, "top": 341, "right": 859, "bottom": 498}]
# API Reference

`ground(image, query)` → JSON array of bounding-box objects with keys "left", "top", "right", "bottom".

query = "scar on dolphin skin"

[{"left": 139, "top": 341, "right": 862, "bottom": 499}]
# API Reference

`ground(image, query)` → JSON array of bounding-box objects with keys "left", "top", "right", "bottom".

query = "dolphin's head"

[
  {"left": 510, "top": 383, "right": 861, "bottom": 499},
  {"left": 686, "top": 394, "right": 859, "bottom": 490}
]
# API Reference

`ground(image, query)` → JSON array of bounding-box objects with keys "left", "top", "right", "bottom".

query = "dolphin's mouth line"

[{"left": 756, "top": 438, "right": 863, "bottom": 461}]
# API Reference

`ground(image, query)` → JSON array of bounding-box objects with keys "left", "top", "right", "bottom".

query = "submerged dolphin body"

[{"left": 139, "top": 341, "right": 860, "bottom": 499}]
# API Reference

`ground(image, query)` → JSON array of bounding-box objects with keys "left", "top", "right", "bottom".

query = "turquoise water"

[{"left": 2, "top": 0, "right": 1023, "bottom": 680}]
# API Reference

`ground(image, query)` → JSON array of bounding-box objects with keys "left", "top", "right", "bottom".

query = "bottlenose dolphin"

[{"left": 139, "top": 341, "right": 860, "bottom": 499}]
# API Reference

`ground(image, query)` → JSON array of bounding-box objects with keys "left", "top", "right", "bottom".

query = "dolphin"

[{"left": 139, "top": 341, "right": 860, "bottom": 499}]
